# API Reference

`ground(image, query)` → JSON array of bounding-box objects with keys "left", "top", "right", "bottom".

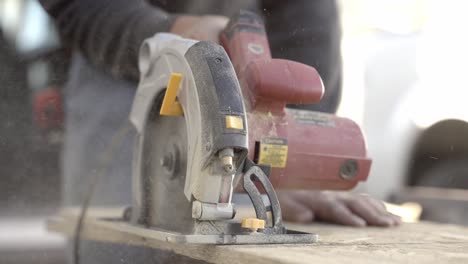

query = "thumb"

[{"left": 280, "top": 195, "right": 315, "bottom": 223}]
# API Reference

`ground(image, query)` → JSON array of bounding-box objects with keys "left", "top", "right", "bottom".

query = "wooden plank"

[
  {"left": 393, "top": 187, "right": 468, "bottom": 225},
  {"left": 396, "top": 187, "right": 468, "bottom": 201},
  {"left": 48, "top": 208, "right": 468, "bottom": 264}
]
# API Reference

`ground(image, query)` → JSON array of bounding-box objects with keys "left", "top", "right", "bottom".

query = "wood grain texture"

[{"left": 48, "top": 208, "right": 468, "bottom": 264}]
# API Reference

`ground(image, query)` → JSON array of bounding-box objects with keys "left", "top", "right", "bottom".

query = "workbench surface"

[{"left": 49, "top": 208, "right": 468, "bottom": 264}]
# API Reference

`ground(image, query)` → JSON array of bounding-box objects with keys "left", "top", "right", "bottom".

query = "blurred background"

[
  {"left": 1, "top": 0, "right": 468, "bottom": 263},
  {"left": 0, "top": 0, "right": 67, "bottom": 263}
]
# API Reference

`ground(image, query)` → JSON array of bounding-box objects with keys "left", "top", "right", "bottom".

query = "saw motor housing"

[{"left": 219, "top": 11, "right": 371, "bottom": 191}]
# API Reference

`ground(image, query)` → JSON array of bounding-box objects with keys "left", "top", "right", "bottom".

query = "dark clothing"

[{"left": 39, "top": 0, "right": 342, "bottom": 112}]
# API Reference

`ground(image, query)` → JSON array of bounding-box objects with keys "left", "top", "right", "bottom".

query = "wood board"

[
  {"left": 393, "top": 186, "right": 468, "bottom": 226},
  {"left": 48, "top": 208, "right": 468, "bottom": 264}
]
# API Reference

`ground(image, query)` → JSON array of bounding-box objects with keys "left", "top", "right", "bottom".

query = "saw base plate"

[
  {"left": 159, "top": 228, "right": 318, "bottom": 245},
  {"left": 104, "top": 217, "right": 318, "bottom": 245}
]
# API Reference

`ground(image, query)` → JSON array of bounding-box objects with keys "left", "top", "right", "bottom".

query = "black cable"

[{"left": 72, "top": 122, "right": 132, "bottom": 264}]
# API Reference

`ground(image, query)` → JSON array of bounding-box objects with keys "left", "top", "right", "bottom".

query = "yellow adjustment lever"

[{"left": 160, "top": 73, "right": 184, "bottom": 116}]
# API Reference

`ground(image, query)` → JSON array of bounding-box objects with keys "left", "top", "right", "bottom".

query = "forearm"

[{"left": 39, "top": 0, "right": 177, "bottom": 81}]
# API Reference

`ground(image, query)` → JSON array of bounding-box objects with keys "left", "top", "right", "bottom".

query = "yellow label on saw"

[{"left": 258, "top": 137, "right": 288, "bottom": 168}]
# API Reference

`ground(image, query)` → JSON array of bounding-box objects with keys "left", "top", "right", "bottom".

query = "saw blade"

[{"left": 141, "top": 92, "right": 195, "bottom": 233}]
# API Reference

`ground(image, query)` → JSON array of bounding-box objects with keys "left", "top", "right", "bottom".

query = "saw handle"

[
  {"left": 220, "top": 10, "right": 272, "bottom": 75},
  {"left": 219, "top": 10, "right": 324, "bottom": 110}
]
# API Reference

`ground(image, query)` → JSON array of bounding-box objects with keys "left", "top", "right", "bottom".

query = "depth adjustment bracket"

[{"left": 242, "top": 159, "right": 286, "bottom": 235}]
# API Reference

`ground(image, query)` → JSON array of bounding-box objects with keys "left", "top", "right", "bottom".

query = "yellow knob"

[{"left": 241, "top": 218, "right": 265, "bottom": 232}]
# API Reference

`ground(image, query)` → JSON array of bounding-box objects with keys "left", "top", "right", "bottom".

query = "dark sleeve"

[
  {"left": 39, "top": 0, "right": 177, "bottom": 82},
  {"left": 261, "top": 0, "right": 342, "bottom": 113}
]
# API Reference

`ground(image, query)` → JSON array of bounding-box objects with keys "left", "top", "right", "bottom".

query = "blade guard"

[{"left": 129, "top": 33, "right": 248, "bottom": 222}]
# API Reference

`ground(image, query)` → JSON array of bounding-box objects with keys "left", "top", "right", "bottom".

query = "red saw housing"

[{"left": 220, "top": 11, "right": 371, "bottom": 190}]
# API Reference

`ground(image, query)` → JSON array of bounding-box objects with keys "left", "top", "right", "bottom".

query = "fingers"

[
  {"left": 181, "top": 15, "right": 229, "bottom": 43},
  {"left": 282, "top": 191, "right": 366, "bottom": 226},
  {"left": 388, "top": 213, "right": 402, "bottom": 226},
  {"left": 170, "top": 15, "right": 200, "bottom": 35},
  {"left": 202, "top": 15, "right": 229, "bottom": 30},
  {"left": 318, "top": 201, "right": 367, "bottom": 227},
  {"left": 278, "top": 192, "right": 315, "bottom": 223},
  {"left": 367, "top": 198, "right": 402, "bottom": 226},
  {"left": 277, "top": 190, "right": 402, "bottom": 227},
  {"left": 345, "top": 195, "right": 399, "bottom": 227}
]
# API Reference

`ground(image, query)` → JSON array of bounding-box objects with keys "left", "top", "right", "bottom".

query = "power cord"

[{"left": 72, "top": 121, "right": 132, "bottom": 264}]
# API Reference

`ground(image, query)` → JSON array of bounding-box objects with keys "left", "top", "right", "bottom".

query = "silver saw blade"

[{"left": 140, "top": 92, "right": 194, "bottom": 233}]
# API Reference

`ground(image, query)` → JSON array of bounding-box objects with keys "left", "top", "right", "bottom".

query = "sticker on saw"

[
  {"left": 290, "top": 110, "right": 335, "bottom": 127},
  {"left": 248, "top": 43, "right": 264, "bottom": 54},
  {"left": 258, "top": 137, "right": 288, "bottom": 168}
]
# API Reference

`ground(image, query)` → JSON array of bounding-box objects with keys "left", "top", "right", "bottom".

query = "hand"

[
  {"left": 170, "top": 15, "right": 229, "bottom": 43},
  {"left": 277, "top": 190, "right": 402, "bottom": 227}
]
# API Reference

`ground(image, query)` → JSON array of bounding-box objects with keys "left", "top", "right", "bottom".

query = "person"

[{"left": 38, "top": 0, "right": 401, "bottom": 263}]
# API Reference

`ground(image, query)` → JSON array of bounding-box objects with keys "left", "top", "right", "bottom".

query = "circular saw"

[{"left": 128, "top": 10, "right": 371, "bottom": 244}]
